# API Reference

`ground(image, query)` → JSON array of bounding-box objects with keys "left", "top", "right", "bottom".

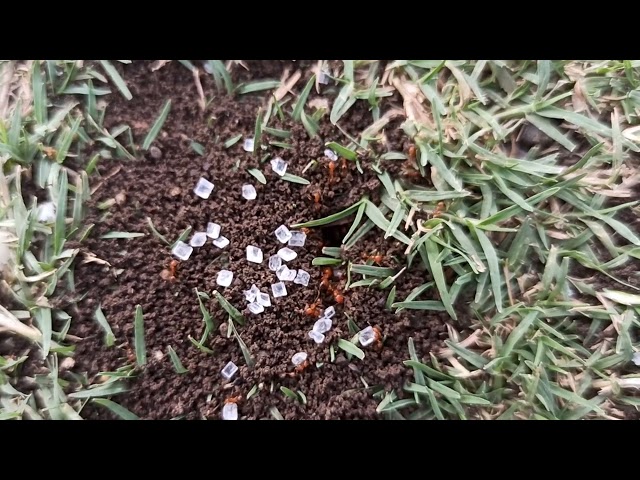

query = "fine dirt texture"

[{"left": 63, "top": 61, "right": 457, "bottom": 419}]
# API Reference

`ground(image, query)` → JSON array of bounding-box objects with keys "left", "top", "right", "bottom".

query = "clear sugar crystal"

[
  {"left": 243, "top": 138, "right": 254, "bottom": 152},
  {"left": 272, "top": 282, "right": 288, "bottom": 298},
  {"left": 248, "top": 302, "right": 264, "bottom": 314},
  {"left": 190, "top": 232, "right": 207, "bottom": 247},
  {"left": 308, "top": 330, "right": 325, "bottom": 344},
  {"left": 324, "top": 306, "right": 335, "bottom": 319},
  {"left": 274, "top": 225, "right": 292, "bottom": 243},
  {"left": 246, "top": 245, "right": 263, "bottom": 263},
  {"left": 217, "top": 270, "right": 234, "bottom": 287},
  {"left": 313, "top": 318, "right": 332, "bottom": 334},
  {"left": 288, "top": 231, "right": 306, "bottom": 247},
  {"left": 242, "top": 184, "right": 257, "bottom": 200},
  {"left": 270, "top": 157, "right": 288, "bottom": 176},
  {"left": 268, "top": 255, "right": 282, "bottom": 271},
  {"left": 277, "top": 247, "right": 297, "bottom": 262},
  {"left": 257, "top": 292, "right": 271, "bottom": 307},
  {"left": 292, "top": 352, "right": 307, "bottom": 366},
  {"left": 221, "top": 361, "right": 238, "bottom": 379},
  {"left": 359, "top": 326, "right": 375, "bottom": 347},
  {"left": 244, "top": 284, "right": 260, "bottom": 302},
  {"left": 222, "top": 402, "right": 238, "bottom": 420},
  {"left": 213, "top": 236, "right": 230, "bottom": 249},
  {"left": 194, "top": 177, "right": 214, "bottom": 199},
  {"left": 276, "top": 265, "right": 296, "bottom": 282},
  {"left": 293, "top": 269, "right": 310, "bottom": 286},
  {"left": 171, "top": 241, "right": 193, "bottom": 261},
  {"left": 206, "top": 222, "right": 221, "bottom": 239},
  {"left": 324, "top": 149, "right": 338, "bottom": 161}
]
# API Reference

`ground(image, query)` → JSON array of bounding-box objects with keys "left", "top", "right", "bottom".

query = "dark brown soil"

[{"left": 62, "top": 61, "right": 455, "bottom": 419}]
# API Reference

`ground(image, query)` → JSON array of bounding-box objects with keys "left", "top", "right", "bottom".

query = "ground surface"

[{"left": 2, "top": 60, "right": 640, "bottom": 421}]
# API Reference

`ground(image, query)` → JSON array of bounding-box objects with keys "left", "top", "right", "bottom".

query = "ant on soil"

[
  {"left": 372, "top": 326, "right": 384, "bottom": 351},
  {"left": 326, "top": 157, "right": 349, "bottom": 183},
  {"left": 225, "top": 395, "right": 242, "bottom": 405},
  {"left": 430, "top": 201, "right": 447, "bottom": 219},
  {"left": 362, "top": 251, "right": 384, "bottom": 265},
  {"left": 288, "top": 358, "right": 311, "bottom": 377},
  {"left": 318, "top": 266, "right": 345, "bottom": 304},
  {"left": 304, "top": 298, "right": 323, "bottom": 318},
  {"left": 160, "top": 259, "right": 179, "bottom": 282}
]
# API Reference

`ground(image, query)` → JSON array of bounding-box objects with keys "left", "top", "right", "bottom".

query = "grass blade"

[
  {"left": 167, "top": 346, "right": 188, "bottom": 374},
  {"left": 236, "top": 80, "right": 280, "bottom": 95},
  {"left": 94, "top": 305, "right": 115, "bottom": 347},
  {"left": 142, "top": 99, "right": 171, "bottom": 150},
  {"left": 281, "top": 173, "right": 310, "bottom": 185},
  {"left": 468, "top": 222, "right": 503, "bottom": 312},
  {"left": 134, "top": 304, "right": 146, "bottom": 366},
  {"left": 100, "top": 231, "right": 145, "bottom": 239},
  {"left": 213, "top": 291, "right": 245, "bottom": 325},
  {"left": 248, "top": 168, "right": 266, "bottom": 185},
  {"left": 99, "top": 60, "right": 132, "bottom": 101},
  {"left": 424, "top": 237, "right": 456, "bottom": 320},
  {"left": 330, "top": 82, "right": 355, "bottom": 124},
  {"left": 292, "top": 75, "right": 315, "bottom": 121},
  {"left": 253, "top": 108, "right": 264, "bottom": 155},
  {"left": 92, "top": 398, "right": 139, "bottom": 420},
  {"left": 337, "top": 338, "right": 365, "bottom": 360},
  {"left": 325, "top": 141, "right": 357, "bottom": 161}
]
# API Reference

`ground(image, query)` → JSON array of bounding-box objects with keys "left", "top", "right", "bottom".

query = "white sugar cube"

[
  {"left": 257, "top": 292, "right": 271, "bottom": 307},
  {"left": 313, "top": 318, "right": 332, "bottom": 334},
  {"left": 242, "top": 184, "right": 257, "bottom": 200},
  {"left": 288, "top": 231, "right": 306, "bottom": 247},
  {"left": 243, "top": 138, "right": 254, "bottom": 152},
  {"left": 292, "top": 352, "right": 308, "bottom": 366},
  {"left": 213, "top": 236, "right": 230, "bottom": 249},
  {"left": 37, "top": 201, "right": 56, "bottom": 223},
  {"left": 633, "top": 352, "right": 640, "bottom": 366},
  {"left": 222, "top": 402, "right": 238, "bottom": 420},
  {"left": 270, "top": 157, "right": 288, "bottom": 176},
  {"left": 246, "top": 245, "right": 263, "bottom": 264},
  {"left": 272, "top": 282, "right": 287, "bottom": 298},
  {"left": 206, "top": 222, "right": 221, "bottom": 239},
  {"left": 359, "top": 326, "right": 375, "bottom": 347},
  {"left": 171, "top": 241, "right": 193, "bottom": 261},
  {"left": 244, "top": 284, "right": 260, "bottom": 303},
  {"left": 318, "top": 71, "right": 330, "bottom": 85},
  {"left": 221, "top": 361, "right": 238, "bottom": 379},
  {"left": 190, "top": 232, "right": 207, "bottom": 247},
  {"left": 308, "top": 330, "right": 325, "bottom": 344},
  {"left": 248, "top": 302, "right": 264, "bottom": 314},
  {"left": 194, "top": 177, "right": 214, "bottom": 199},
  {"left": 323, "top": 306, "right": 335, "bottom": 319},
  {"left": 217, "top": 270, "right": 234, "bottom": 287},
  {"left": 324, "top": 149, "right": 338, "bottom": 161},
  {"left": 294, "top": 269, "right": 310, "bottom": 286},
  {"left": 268, "top": 255, "right": 282, "bottom": 271},
  {"left": 277, "top": 247, "right": 297, "bottom": 262},
  {"left": 274, "top": 225, "right": 292, "bottom": 243}
]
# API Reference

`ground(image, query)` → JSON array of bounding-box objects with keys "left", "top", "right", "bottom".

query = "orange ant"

[
  {"left": 305, "top": 299, "right": 323, "bottom": 318},
  {"left": 301, "top": 227, "right": 311, "bottom": 236},
  {"left": 408, "top": 144, "right": 417, "bottom": 162},
  {"left": 333, "top": 289, "right": 344, "bottom": 304},
  {"left": 42, "top": 146, "right": 57, "bottom": 159},
  {"left": 225, "top": 395, "right": 242, "bottom": 404},
  {"left": 288, "top": 359, "right": 310, "bottom": 377},
  {"left": 328, "top": 161, "right": 337, "bottom": 182},
  {"left": 432, "top": 201, "right": 447, "bottom": 219},
  {"left": 372, "top": 326, "right": 383, "bottom": 351},
  {"left": 320, "top": 267, "right": 333, "bottom": 291},
  {"left": 340, "top": 158, "right": 348, "bottom": 170},
  {"left": 160, "top": 259, "right": 179, "bottom": 282},
  {"left": 362, "top": 251, "right": 384, "bottom": 265}
]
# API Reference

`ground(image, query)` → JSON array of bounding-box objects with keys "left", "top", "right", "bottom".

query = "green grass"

[{"left": 1, "top": 59, "right": 640, "bottom": 420}]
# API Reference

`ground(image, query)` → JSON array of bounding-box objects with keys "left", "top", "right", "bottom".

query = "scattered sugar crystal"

[
  {"left": 359, "top": 326, "right": 375, "bottom": 347},
  {"left": 257, "top": 292, "right": 271, "bottom": 307},
  {"left": 204, "top": 62, "right": 213, "bottom": 74},
  {"left": 213, "top": 236, "right": 230, "bottom": 249},
  {"left": 206, "top": 222, "right": 221, "bottom": 239},
  {"left": 246, "top": 245, "right": 263, "bottom": 264},
  {"left": 190, "top": 232, "right": 207, "bottom": 247},
  {"left": 221, "top": 361, "right": 238, "bottom": 379},
  {"left": 248, "top": 302, "right": 264, "bottom": 314},
  {"left": 318, "top": 71, "right": 330, "bottom": 85},
  {"left": 323, "top": 306, "right": 335, "bottom": 319},
  {"left": 194, "top": 177, "right": 214, "bottom": 199},
  {"left": 292, "top": 352, "right": 308, "bottom": 366},
  {"left": 242, "top": 184, "right": 257, "bottom": 200},
  {"left": 243, "top": 138, "right": 254, "bottom": 152},
  {"left": 293, "top": 269, "right": 310, "bottom": 286},
  {"left": 308, "top": 330, "right": 325, "bottom": 344},
  {"left": 222, "top": 402, "right": 238, "bottom": 420},
  {"left": 244, "top": 284, "right": 260, "bottom": 302},
  {"left": 633, "top": 352, "right": 640, "bottom": 366},
  {"left": 276, "top": 265, "right": 296, "bottom": 281},
  {"left": 274, "top": 225, "right": 292, "bottom": 244},
  {"left": 288, "top": 231, "right": 306, "bottom": 247},
  {"left": 268, "top": 255, "right": 282, "bottom": 271},
  {"left": 217, "top": 269, "right": 234, "bottom": 287},
  {"left": 324, "top": 149, "right": 338, "bottom": 161},
  {"left": 277, "top": 247, "right": 297, "bottom": 262},
  {"left": 270, "top": 157, "right": 288, "bottom": 176},
  {"left": 313, "top": 318, "right": 332, "bottom": 334},
  {"left": 272, "top": 281, "right": 287, "bottom": 298},
  {"left": 37, "top": 201, "right": 56, "bottom": 223},
  {"left": 171, "top": 241, "right": 193, "bottom": 261}
]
